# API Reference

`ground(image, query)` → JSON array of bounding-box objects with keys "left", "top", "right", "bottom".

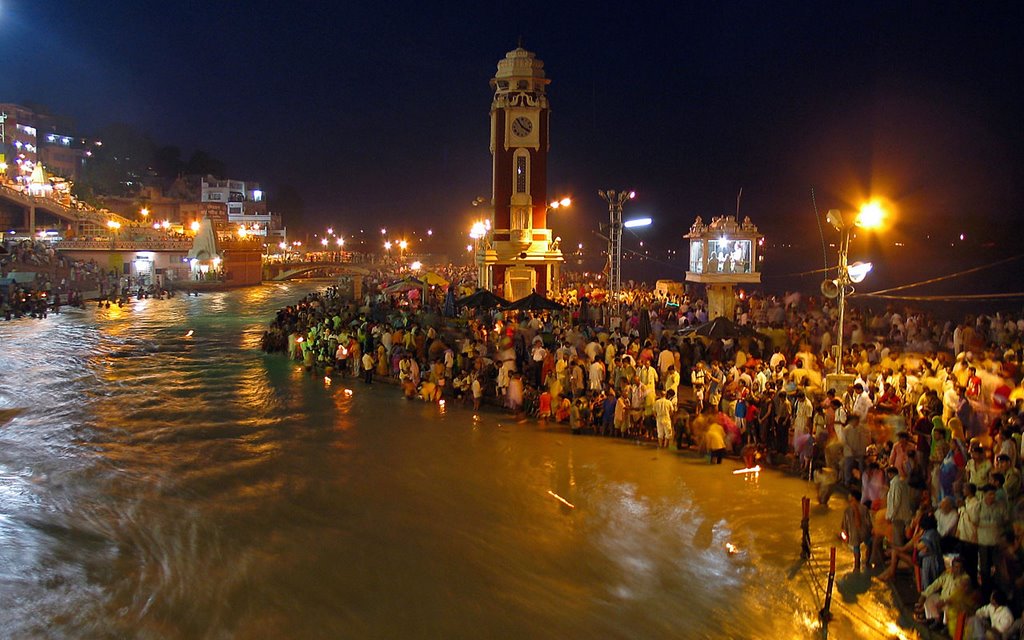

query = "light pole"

[
  {"left": 825, "top": 203, "right": 883, "bottom": 375},
  {"left": 597, "top": 189, "right": 635, "bottom": 306}
]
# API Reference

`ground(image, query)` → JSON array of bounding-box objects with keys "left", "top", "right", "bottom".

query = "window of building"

[
  {"left": 706, "top": 238, "right": 751, "bottom": 274},
  {"left": 515, "top": 155, "right": 527, "bottom": 193}
]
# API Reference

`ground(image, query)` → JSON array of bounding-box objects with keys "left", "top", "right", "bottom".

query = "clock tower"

[{"left": 477, "top": 46, "right": 563, "bottom": 299}]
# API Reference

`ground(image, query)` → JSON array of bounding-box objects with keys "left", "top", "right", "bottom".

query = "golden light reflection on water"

[{"left": 0, "top": 283, "right": 923, "bottom": 639}]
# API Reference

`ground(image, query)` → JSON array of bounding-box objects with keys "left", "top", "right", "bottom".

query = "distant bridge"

[{"left": 264, "top": 261, "right": 373, "bottom": 281}]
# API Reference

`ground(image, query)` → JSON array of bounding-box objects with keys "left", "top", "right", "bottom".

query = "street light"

[
  {"left": 825, "top": 203, "right": 885, "bottom": 375},
  {"left": 623, "top": 217, "right": 652, "bottom": 229},
  {"left": 106, "top": 219, "right": 121, "bottom": 249},
  {"left": 597, "top": 189, "right": 636, "bottom": 306}
]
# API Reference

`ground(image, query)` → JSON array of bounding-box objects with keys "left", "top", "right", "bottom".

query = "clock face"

[{"left": 511, "top": 116, "right": 533, "bottom": 138}]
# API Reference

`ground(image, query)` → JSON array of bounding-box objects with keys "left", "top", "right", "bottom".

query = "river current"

[{"left": 0, "top": 283, "right": 914, "bottom": 639}]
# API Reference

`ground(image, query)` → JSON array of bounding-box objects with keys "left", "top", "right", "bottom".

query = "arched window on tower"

[
  {"left": 514, "top": 152, "right": 528, "bottom": 194},
  {"left": 511, "top": 150, "right": 531, "bottom": 231}
]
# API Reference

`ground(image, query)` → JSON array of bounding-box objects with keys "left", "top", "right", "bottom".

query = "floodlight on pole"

[{"left": 623, "top": 217, "right": 652, "bottom": 229}]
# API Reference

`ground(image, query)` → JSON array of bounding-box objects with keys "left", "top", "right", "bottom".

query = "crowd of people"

[
  {"left": 263, "top": 271, "right": 1024, "bottom": 638},
  {"left": 1, "top": 239, "right": 91, "bottom": 319}
]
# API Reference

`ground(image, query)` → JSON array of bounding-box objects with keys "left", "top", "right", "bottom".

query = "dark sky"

[{"left": 3, "top": 1, "right": 1023, "bottom": 267}]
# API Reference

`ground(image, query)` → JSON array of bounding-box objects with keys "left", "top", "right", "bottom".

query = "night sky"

[{"left": 3, "top": 1, "right": 1023, "bottom": 281}]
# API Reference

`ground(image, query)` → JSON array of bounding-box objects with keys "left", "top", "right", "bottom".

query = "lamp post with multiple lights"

[
  {"left": 598, "top": 189, "right": 644, "bottom": 306},
  {"left": 825, "top": 202, "right": 885, "bottom": 376}
]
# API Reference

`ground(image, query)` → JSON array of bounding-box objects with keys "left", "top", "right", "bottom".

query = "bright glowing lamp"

[
  {"left": 106, "top": 220, "right": 121, "bottom": 230},
  {"left": 469, "top": 222, "right": 486, "bottom": 239},
  {"left": 190, "top": 221, "right": 201, "bottom": 232},
  {"left": 410, "top": 261, "right": 422, "bottom": 271},
  {"left": 140, "top": 208, "right": 149, "bottom": 217},
  {"left": 321, "top": 238, "right": 329, "bottom": 246},
  {"left": 398, "top": 240, "right": 408, "bottom": 250},
  {"left": 856, "top": 202, "right": 885, "bottom": 229},
  {"left": 384, "top": 241, "right": 392, "bottom": 250},
  {"left": 847, "top": 261, "right": 873, "bottom": 283},
  {"left": 623, "top": 217, "right": 652, "bottom": 228},
  {"left": 336, "top": 237, "right": 344, "bottom": 246}
]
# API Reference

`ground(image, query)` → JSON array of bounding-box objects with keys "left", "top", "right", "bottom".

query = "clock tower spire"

[{"left": 478, "top": 45, "right": 563, "bottom": 298}]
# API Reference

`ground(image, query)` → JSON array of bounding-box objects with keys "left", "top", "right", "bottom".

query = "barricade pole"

[
  {"left": 801, "top": 496, "right": 811, "bottom": 559},
  {"left": 819, "top": 546, "right": 837, "bottom": 630},
  {"left": 954, "top": 611, "right": 966, "bottom": 640}
]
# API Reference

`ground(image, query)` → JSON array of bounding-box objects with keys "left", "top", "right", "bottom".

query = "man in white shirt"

[
  {"left": 968, "top": 590, "right": 1014, "bottom": 638},
  {"left": 851, "top": 383, "right": 873, "bottom": 422},
  {"left": 588, "top": 358, "right": 605, "bottom": 393},
  {"left": 664, "top": 366, "right": 680, "bottom": 410},
  {"left": 654, "top": 389, "right": 675, "bottom": 449}
]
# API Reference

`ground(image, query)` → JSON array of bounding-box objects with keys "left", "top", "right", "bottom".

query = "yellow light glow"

[
  {"left": 398, "top": 240, "right": 408, "bottom": 250},
  {"left": 140, "top": 207, "right": 149, "bottom": 217},
  {"left": 161, "top": 220, "right": 170, "bottom": 229},
  {"left": 856, "top": 201, "right": 885, "bottom": 229},
  {"left": 106, "top": 220, "right": 121, "bottom": 230},
  {"left": 550, "top": 196, "right": 572, "bottom": 209},
  {"left": 321, "top": 238, "right": 329, "bottom": 246},
  {"left": 384, "top": 241, "right": 392, "bottom": 250},
  {"left": 547, "top": 490, "right": 575, "bottom": 509},
  {"left": 732, "top": 465, "right": 761, "bottom": 475},
  {"left": 238, "top": 226, "right": 248, "bottom": 238},
  {"left": 190, "top": 221, "right": 201, "bottom": 232}
]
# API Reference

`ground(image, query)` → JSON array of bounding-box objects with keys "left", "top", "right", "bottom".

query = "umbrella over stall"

[
  {"left": 383, "top": 276, "right": 424, "bottom": 294},
  {"left": 455, "top": 289, "right": 509, "bottom": 310},
  {"left": 505, "top": 291, "right": 564, "bottom": 312},
  {"left": 677, "top": 316, "right": 760, "bottom": 339}
]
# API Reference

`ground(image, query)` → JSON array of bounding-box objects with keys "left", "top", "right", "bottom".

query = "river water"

[{"left": 0, "top": 283, "right": 916, "bottom": 639}]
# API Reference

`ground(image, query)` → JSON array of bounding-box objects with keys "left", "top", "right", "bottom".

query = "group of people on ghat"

[
  {"left": 0, "top": 240, "right": 116, "bottom": 319},
  {"left": 264, "top": 273, "right": 1024, "bottom": 639}
]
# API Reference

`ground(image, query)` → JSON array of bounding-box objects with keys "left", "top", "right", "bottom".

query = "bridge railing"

[{"left": 57, "top": 239, "right": 194, "bottom": 251}]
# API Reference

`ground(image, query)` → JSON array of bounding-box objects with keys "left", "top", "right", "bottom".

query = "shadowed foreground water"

[{"left": 0, "top": 283, "right": 916, "bottom": 639}]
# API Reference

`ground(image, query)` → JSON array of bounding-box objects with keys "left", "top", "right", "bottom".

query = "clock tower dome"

[{"left": 477, "top": 45, "right": 563, "bottom": 298}]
